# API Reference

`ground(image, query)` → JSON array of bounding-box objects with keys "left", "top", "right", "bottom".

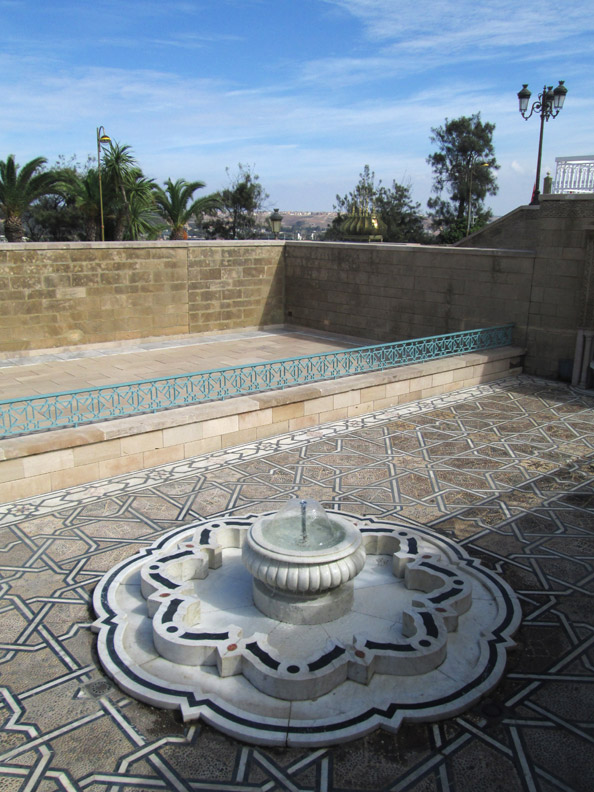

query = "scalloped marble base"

[{"left": 92, "top": 512, "right": 521, "bottom": 747}]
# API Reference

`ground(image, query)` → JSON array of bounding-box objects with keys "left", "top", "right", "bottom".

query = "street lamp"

[
  {"left": 268, "top": 208, "right": 283, "bottom": 239},
  {"left": 96, "top": 126, "right": 111, "bottom": 241},
  {"left": 466, "top": 158, "right": 490, "bottom": 236},
  {"left": 517, "top": 81, "right": 567, "bottom": 205}
]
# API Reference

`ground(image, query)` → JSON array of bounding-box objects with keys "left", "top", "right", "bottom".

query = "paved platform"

[
  {"left": 0, "top": 327, "right": 368, "bottom": 399},
  {"left": 0, "top": 375, "right": 593, "bottom": 790}
]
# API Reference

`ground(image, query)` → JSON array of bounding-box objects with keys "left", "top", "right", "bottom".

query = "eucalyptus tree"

[
  {"left": 0, "top": 154, "right": 64, "bottom": 241},
  {"left": 153, "top": 178, "right": 221, "bottom": 240},
  {"left": 427, "top": 113, "right": 499, "bottom": 242}
]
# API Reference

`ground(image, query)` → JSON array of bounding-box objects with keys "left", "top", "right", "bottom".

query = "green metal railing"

[{"left": 0, "top": 324, "right": 513, "bottom": 438}]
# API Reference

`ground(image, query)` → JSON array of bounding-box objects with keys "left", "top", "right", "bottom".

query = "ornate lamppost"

[
  {"left": 268, "top": 208, "right": 283, "bottom": 239},
  {"left": 96, "top": 126, "right": 111, "bottom": 241},
  {"left": 517, "top": 81, "right": 567, "bottom": 205}
]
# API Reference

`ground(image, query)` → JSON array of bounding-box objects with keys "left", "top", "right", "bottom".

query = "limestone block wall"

[
  {"left": 457, "top": 194, "right": 594, "bottom": 377},
  {"left": 284, "top": 241, "right": 534, "bottom": 348},
  {"left": 1, "top": 195, "right": 591, "bottom": 377},
  {"left": 0, "top": 241, "right": 284, "bottom": 353},
  {"left": 187, "top": 244, "right": 284, "bottom": 332},
  {"left": 456, "top": 205, "right": 543, "bottom": 251}
]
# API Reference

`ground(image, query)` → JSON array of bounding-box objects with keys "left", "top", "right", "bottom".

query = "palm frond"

[{"left": 153, "top": 178, "right": 217, "bottom": 238}]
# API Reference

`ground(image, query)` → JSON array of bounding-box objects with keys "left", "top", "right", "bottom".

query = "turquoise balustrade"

[{"left": 0, "top": 324, "right": 513, "bottom": 437}]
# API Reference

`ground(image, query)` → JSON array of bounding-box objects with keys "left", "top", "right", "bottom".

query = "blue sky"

[{"left": 1, "top": 0, "right": 593, "bottom": 215}]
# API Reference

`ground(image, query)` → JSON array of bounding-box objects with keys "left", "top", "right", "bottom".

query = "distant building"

[{"left": 553, "top": 155, "right": 594, "bottom": 194}]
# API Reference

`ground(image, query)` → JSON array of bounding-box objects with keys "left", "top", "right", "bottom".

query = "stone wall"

[
  {"left": 457, "top": 194, "right": 594, "bottom": 377},
  {"left": 284, "top": 242, "right": 535, "bottom": 355},
  {"left": 0, "top": 241, "right": 284, "bottom": 353},
  {"left": 1, "top": 194, "right": 591, "bottom": 376}
]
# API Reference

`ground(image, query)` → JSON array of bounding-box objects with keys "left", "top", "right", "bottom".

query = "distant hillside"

[
  {"left": 257, "top": 211, "right": 336, "bottom": 230},
  {"left": 277, "top": 211, "right": 337, "bottom": 228}
]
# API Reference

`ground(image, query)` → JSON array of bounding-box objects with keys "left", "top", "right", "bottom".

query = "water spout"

[
  {"left": 300, "top": 499, "right": 308, "bottom": 545},
  {"left": 260, "top": 498, "right": 343, "bottom": 551}
]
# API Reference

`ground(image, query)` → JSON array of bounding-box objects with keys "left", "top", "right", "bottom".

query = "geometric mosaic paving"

[{"left": 1, "top": 375, "right": 593, "bottom": 790}]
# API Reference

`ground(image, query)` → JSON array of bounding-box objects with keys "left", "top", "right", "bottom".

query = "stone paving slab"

[
  {"left": 0, "top": 375, "right": 593, "bottom": 790},
  {"left": 0, "top": 327, "right": 368, "bottom": 399}
]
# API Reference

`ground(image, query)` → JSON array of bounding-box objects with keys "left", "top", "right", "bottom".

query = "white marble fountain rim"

[{"left": 248, "top": 511, "right": 363, "bottom": 562}]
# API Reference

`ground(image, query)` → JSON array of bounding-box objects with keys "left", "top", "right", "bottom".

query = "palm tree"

[
  {"left": 153, "top": 178, "right": 221, "bottom": 240},
  {"left": 67, "top": 167, "right": 102, "bottom": 241},
  {"left": 124, "top": 173, "right": 164, "bottom": 240},
  {"left": 101, "top": 142, "right": 139, "bottom": 240},
  {"left": 0, "top": 155, "right": 63, "bottom": 241}
]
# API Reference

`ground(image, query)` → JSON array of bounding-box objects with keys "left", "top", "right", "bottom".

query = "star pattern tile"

[{"left": 0, "top": 375, "right": 593, "bottom": 790}]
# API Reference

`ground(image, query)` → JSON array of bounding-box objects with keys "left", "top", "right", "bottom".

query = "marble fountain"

[{"left": 93, "top": 499, "right": 521, "bottom": 746}]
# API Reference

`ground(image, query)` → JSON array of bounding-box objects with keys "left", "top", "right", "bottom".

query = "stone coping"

[
  {"left": 0, "top": 239, "right": 286, "bottom": 250},
  {"left": 284, "top": 240, "right": 535, "bottom": 255},
  {"left": 0, "top": 346, "right": 524, "bottom": 502},
  {"left": 1, "top": 346, "right": 524, "bottom": 462},
  {"left": 1, "top": 238, "right": 535, "bottom": 255}
]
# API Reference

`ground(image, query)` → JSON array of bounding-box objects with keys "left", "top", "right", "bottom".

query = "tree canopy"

[
  {"left": 324, "top": 165, "right": 427, "bottom": 243},
  {"left": 153, "top": 178, "right": 220, "bottom": 240},
  {"left": 18, "top": 149, "right": 163, "bottom": 242},
  {"left": 23, "top": 155, "right": 99, "bottom": 242},
  {"left": 2, "top": 147, "right": 272, "bottom": 243},
  {"left": 99, "top": 143, "right": 162, "bottom": 241},
  {"left": 202, "top": 164, "right": 269, "bottom": 240},
  {"left": 427, "top": 113, "right": 499, "bottom": 243}
]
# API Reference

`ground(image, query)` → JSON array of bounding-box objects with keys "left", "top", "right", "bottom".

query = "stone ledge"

[
  {"left": 287, "top": 240, "right": 536, "bottom": 257},
  {"left": 0, "top": 346, "right": 524, "bottom": 502},
  {"left": 0, "top": 240, "right": 286, "bottom": 251}
]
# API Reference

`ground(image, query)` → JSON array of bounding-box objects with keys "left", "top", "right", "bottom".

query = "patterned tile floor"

[{"left": 0, "top": 375, "right": 593, "bottom": 791}]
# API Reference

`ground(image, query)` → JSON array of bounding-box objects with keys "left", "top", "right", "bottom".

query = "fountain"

[
  {"left": 93, "top": 500, "right": 521, "bottom": 746},
  {"left": 242, "top": 498, "right": 366, "bottom": 624}
]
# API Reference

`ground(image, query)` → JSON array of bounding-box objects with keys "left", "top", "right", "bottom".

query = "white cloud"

[
  {"left": 1, "top": 49, "right": 590, "bottom": 215},
  {"left": 1, "top": 0, "right": 592, "bottom": 215},
  {"left": 323, "top": 0, "right": 594, "bottom": 45},
  {"left": 312, "top": 0, "right": 594, "bottom": 85}
]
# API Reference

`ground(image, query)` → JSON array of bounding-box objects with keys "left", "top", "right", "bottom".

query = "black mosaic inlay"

[
  {"left": 430, "top": 587, "right": 463, "bottom": 604},
  {"left": 307, "top": 645, "right": 346, "bottom": 672},
  {"left": 245, "top": 641, "right": 281, "bottom": 670},
  {"left": 365, "top": 640, "right": 416, "bottom": 652}
]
